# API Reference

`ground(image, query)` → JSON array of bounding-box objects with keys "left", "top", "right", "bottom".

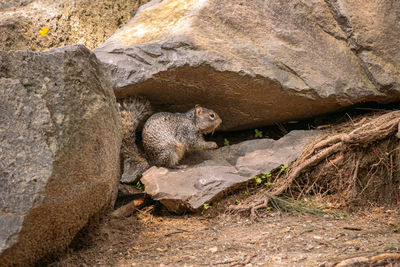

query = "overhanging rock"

[{"left": 95, "top": 0, "right": 400, "bottom": 131}]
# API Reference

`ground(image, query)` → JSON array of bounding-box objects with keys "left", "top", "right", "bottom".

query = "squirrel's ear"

[{"left": 195, "top": 105, "right": 203, "bottom": 116}]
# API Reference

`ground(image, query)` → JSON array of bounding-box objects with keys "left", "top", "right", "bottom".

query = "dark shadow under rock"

[{"left": 141, "top": 130, "right": 321, "bottom": 213}]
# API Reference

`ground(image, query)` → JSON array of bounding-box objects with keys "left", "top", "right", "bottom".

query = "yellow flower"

[{"left": 39, "top": 26, "right": 49, "bottom": 36}]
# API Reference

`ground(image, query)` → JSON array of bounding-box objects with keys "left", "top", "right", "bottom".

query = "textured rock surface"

[
  {"left": 0, "top": 45, "right": 122, "bottom": 266},
  {"left": 0, "top": 0, "right": 35, "bottom": 9},
  {"left": 141, "top": 130, "right": 320, "bottom": 213},
  {"left": 323, "top": 0, "right": 400, "bottom": 93},
  {"left": 0, "top": 0, "right": 149, "bottom": 51},
  {"left": 95, "top": 0, "right": 400, "bottom": 131}
]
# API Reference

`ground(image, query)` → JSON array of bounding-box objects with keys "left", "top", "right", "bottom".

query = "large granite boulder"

[
  {"left": 141, "top": 130, "right": 320, "bottom": 213},
  {"left": 95, "top": 0, "right": 400, "bottom": 131},
  {"left": 0, "top": 45, "right": 122, "bottom": 266},
  {"left": 0, "top": 0, "right": 149, "bottom": 51}
]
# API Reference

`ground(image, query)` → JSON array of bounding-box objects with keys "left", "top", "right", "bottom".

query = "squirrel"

[
  {"left": 142, "top": 104, "right": 222, "bottom": 168},
  {"left": 118, "top": 97, "right": 222, "bottom": 182}
]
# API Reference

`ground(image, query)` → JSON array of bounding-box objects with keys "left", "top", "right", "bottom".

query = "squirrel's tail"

[{"left": 118, "top": 96, "right": 152, "bottom": 183}]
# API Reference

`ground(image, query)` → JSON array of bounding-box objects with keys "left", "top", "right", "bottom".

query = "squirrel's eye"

[{"left": 209, "top": 113, "right": 215, "bottom": 119}]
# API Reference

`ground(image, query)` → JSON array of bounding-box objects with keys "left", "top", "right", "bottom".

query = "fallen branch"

[{"left": 111, "top": 197, "right": 146, "bottom": 217}]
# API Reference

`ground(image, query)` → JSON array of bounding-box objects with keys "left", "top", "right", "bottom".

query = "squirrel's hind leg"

[
  {"left": 166, "top": 142, "right": 186, "bottom": 168},
  {"left": 154, "top": 142, "right": 186, "bottom": 168}
]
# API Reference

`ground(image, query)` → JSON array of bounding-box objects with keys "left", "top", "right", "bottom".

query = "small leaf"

[
  {"left": 223, "top": 138, "right": 230, "bottom": 146},
  {"left": 254, "top": 129, "right": 263, "bottom": 138},
  {"left": 203, "top": 203, "right": 212, "bottom": 210},
  {"left": 136, "top": 181, "right": 144, "bottom": 190},
  {"left": 39, "top": 26, "right": 49, "bottom": 36},
  {"left": 280, "top": 164, "right": 288, "bottom": 172},
  {"left": 235, "top": 200, "right": 241, "bottom": 205}
]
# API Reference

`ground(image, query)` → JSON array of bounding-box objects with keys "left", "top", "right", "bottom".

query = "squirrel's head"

[{"left": 194, "top": 105, "right": 222, "bottom": 134}]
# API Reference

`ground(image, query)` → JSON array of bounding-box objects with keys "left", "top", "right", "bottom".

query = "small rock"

[
  {"left": 306, "top": 244, "right": 314, "bottom": 250},
  {"left": 387, "top": 220, "right": 395, "bottom": 226},
  {"left": 208, "top": 247, "right": 218, "bottom": 253}
]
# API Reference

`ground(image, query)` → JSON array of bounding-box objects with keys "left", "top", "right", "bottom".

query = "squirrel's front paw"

[{"left": 208, "top": 142, "right": 218, "bottom": 149}]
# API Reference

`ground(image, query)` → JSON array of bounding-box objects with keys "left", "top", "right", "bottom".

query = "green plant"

[
  {"left": 254, "top": 129, "right": 263, "bottom": 138},
  {"left": 136, "top": 181, "right": 144, "bottom": 190},
  {"left": 223, "top": 138, "right": 230, "bottom": 146},
  {"left": 280, "top": 164, "right": 288, "bottom": 172},
  {"left": 201, "top": 203, "right": 212, "bottom": 214},
  {"left": 203, "top": 203, "right": 212, "bottom": 210},
  {"left": 235, "top": 200, "right": 241, "bottom": 205},
  {"left": 261, "top": 171, "right": 272, "bottom": 179},
  {"left": 252, "top": 171, "right": 275, "bottom": 186},
  {"left": 251, "top": 175, "right": 262, "bottom": 185}
]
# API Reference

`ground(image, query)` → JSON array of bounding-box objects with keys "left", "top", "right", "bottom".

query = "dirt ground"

[
  {"left": 50, "top": 107, "right": 400, "bottom": 267},
  {"left": 50, "top": 197, "right": 400, "bottom": 267}
]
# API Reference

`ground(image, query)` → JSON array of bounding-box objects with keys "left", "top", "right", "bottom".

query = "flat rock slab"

[
  {"left": 141, "top": 130, "right": 320, "bottom": 213},
  {"left": 0, "top": 45, "right": 122, "bottom": 266},
  {"left": 95, "top": 0, "right": 400, "bottom": 131}
]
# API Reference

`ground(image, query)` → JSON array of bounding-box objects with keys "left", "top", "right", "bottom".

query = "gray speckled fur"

[{"left": 142, "top": 106, "right": 222, "bottom": 168}]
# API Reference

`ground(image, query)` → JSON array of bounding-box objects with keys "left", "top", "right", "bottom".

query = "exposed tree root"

[{"left": 228, "top": 110, "right": 400, "bottom": 219}]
